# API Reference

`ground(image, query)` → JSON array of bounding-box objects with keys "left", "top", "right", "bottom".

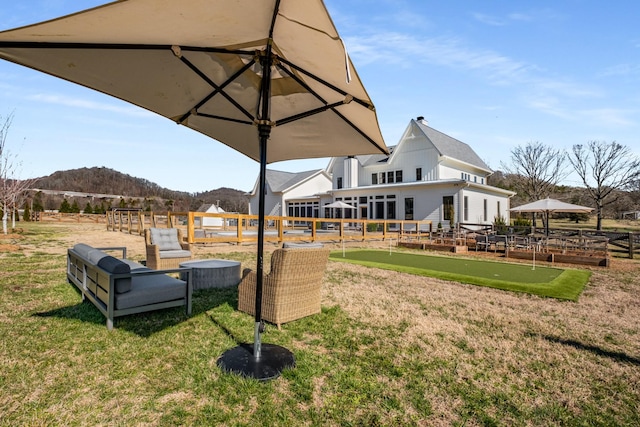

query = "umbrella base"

[{"left": 217, "top": 343, "right": 295, "bottom": 381}]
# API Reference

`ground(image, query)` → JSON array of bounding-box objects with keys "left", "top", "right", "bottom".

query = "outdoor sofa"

[{"left": 67, "top": 243, "right": 192, "bottom": 330}]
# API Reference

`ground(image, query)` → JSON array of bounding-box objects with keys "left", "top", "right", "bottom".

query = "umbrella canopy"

[
  {"left": 0, "top": 0, "right": 388, "bottom": 380},
  {"left": 509, "top": 198, "right": 593, "bottom": 234},
  {"left": 325, "top": 200, "right": 356, "bottom": 219},
  {"left": 509, "top": 198, "right": 593, "bottom": 214},
  {"left": 324, "top": 201, "right": 357, "bottom": 209},
  {"left": 0, "top": 0, "right": 387, "bottom": 163}
]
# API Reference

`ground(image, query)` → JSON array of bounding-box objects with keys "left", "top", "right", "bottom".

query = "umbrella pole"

[{"left": 217, "top": 41, "right": 294, "bottom": 381}]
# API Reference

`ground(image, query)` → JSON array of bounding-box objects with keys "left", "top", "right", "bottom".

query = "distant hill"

[{"left": 32, "top": 167, "right": 248, "bottom": 213}]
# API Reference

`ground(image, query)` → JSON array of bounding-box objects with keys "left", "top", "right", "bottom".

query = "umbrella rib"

[
  {"left": 331, "top": 108, "right": 384, "bottom": 149},
  {"left": 275, "top": 60, "right": 384, "bottom": 150},
  {"left": 276, "top": 101, "right": 346, "bottom": 126},
  {"left": 278, "top": 56, "right": 374, "bottom": 110},
  {"left": 193, "top": 113, "right": 253, "bottom": 126},
  {"left": 0, "top": 41, "right": 252, "bottom": 56},
  {"left": 175, "top": 53, "right": 256, "bottom": 124}
]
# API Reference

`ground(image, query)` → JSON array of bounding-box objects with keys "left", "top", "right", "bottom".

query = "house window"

[
  {"left": 481, "top": 178, "right": 484, "bottom": 184},
  {"left": 372, "top": 173, "right": 377, "bottom": 185},
  {"left": 387, "top": 201, "right": 396, "bottom": 219},
  {"left": 464, "top": 196, "right": 469, "bottom": 222},
  {"left": 416, "top": 168, "right": 422, "bottom": 181},
  {"left": 483, "top": 199, "right": 487, "bottom": 222},
  {"left": 497, "top": 201, "right": 501, "bottom": 218},
  {"left": 380, "top": 173, "right": 386, "bottom": 184},
  {"left": 387, "top": 171, "right": 394, "bottom": 183},
  {"left": 359, "top": 196, "right": 367, "bottom": 204},
  {"left": 443, "top": 196, "right": 454, "bottom": 221},
  {"left": 396, "top": 170, "right": 403, "bottom": 183},
  {"left": 375, "top": 201, "right": 385, "bottom": 219},
  {"left": 405, "top": 198, "right": 414, "bottom": 220},
  {"left": 337, "top": 177, "right": 343, "bottom": 189}
]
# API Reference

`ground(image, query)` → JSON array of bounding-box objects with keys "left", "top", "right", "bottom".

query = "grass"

[
  {"left": 330, "top": 250, "right": 591, "bottom": 301},
  {"left": 1, "top": 222, "right": 639, "bottom": 426}
]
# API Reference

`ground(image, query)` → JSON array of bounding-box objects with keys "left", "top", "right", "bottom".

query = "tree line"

[{"left": 498, "top": 140, "right": 640, "bottom": 230}]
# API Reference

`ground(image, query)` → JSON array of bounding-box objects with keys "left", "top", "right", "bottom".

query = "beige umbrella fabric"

[
  {"left": 0, "top": 0, "right": 387, "bottom": 163},
  {"left": 509, "top": 198, "right": 593, "bottom": 234},
  {"left": 0, "top": 0, "right": 388, "bottom": 380}
]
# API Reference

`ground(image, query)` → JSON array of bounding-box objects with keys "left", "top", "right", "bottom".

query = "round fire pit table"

[{"left": 179, "top": 259, "right": 241, "bottom": 290}]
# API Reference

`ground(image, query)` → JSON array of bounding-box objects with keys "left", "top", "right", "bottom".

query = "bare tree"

[
  {"left": 568, "top": 141, "right": 640, "bottom": 230},
  {"left": 0, "top": 113, "right": 37, "bottom": 234},
  {"left": 500, "top": 141, "right": 568, "bottom": 227}
]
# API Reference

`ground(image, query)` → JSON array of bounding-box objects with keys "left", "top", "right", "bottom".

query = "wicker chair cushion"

[
  {"left": 150, "top": 228, "right": 182, "bottom": 251},
  {"left": 159, "top": 249, "right": 192, "bottom": 259},
  {"left": 282, "top": 242, "right": 324, "bottom": 248}
]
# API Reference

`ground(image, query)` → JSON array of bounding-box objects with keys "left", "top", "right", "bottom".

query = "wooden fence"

[{"left": 104, "top": 210, "right": 431, "bottom": 246}]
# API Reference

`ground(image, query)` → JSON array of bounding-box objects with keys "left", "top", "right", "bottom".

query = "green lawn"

[
  {"left": 1, "top": 223, "right": 637, "bottom": 426},
  {"left": 331, "top": 250, "right": 591, "bottom": 301}
]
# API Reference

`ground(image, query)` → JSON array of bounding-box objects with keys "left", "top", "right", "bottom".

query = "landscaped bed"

[{"left": 331, "top": 249, "right": 592, "bottom": 301}]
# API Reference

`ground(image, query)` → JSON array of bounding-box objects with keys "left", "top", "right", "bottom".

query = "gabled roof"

[
  {"left": 265, "top": 169, "right": 324, "bottom": 193},
  {"left": 333, "top": 119, "right": 491, "bottom": 172},
  {"left": 356, "top": 146, "right": 396, "bottom": 166},
  {"left": 196, "top": 203, "right": 225, "bottom": 213},
  {"left": 414, "top": 119, "right": 490, "bottom": 171}
]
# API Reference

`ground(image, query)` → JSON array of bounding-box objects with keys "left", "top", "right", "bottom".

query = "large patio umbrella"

[
  {"left": 0, "top": 0, "right": 388, "bottom": 380},
  {"left": 509, "top": 198, "right": 593, "bottom": 235}
]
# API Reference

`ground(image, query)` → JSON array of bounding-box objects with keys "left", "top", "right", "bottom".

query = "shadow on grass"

[
  {"left": 544, "top": 335, "right": 640, "bottom": 366},
  {"left": 33, "top": 285, "right": 239, "bottom": 337}
]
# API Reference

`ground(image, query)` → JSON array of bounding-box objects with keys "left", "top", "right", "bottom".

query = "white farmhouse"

[
  {"left": 248, "top": 117, "right": 515, "bottom": 228},
  {"left": 326, "top": 117, "right": 515, "bottom": 228}
]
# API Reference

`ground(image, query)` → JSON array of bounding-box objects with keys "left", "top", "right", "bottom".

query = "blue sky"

[{"left": 1, "top": 1, "right": 639, "bottom": 193}]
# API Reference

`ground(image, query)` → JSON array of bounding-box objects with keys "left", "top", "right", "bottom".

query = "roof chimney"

[{"left": 416, "top": 116, "right": 427, "bottom": 125}]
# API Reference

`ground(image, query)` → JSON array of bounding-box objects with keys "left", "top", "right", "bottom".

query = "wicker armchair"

[
  {"left": 144, "top": 227, "right": 192, "bottom": 269},
  {"left": 238, "top": 245, "right": 330, "bottom": 329}
]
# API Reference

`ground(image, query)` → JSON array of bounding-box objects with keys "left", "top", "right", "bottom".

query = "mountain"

[{"left": 32, "top": 167, "right": 248, "bottom": 213}]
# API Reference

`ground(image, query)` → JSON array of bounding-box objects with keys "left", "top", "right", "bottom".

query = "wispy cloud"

[
  {"left": 472, "top": 13, "right": 505, "bottom": 26},
  {"left": 598, "top": 63, "right": 640, "bottom": 77},
  {"left": 345, "top": 28, "right": 626, "bottom": 126},
  {"left": 472, "top": 9, "right": 557, "bottom": 26},
  {"left": 345, "top": 32, "right": 531, "bottom": 83},
  {"left": 26, "top": 93, "right": 154, "bottom": 118}
]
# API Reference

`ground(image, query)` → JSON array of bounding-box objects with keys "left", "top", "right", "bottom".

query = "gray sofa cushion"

[
  {"left": 97, "top": 256, "right": 132, "bottom": 294},
  {"left": 72, "top": 243, "right": 95, "bottom": 259},
  {"left": 114, "top": 275, "right": 186, "bottom": 310},
  {"left": 120, "top": 258, "right": 149, "bottom": 272},
  {"left": 282, "top": 242, "right": 324, "bottom": 249},
  {"left": 150, "top": 228, "right": 182, "bottom": 251},
  {"left": 87, "top": 248, "right": 110, "bottom": 265}
]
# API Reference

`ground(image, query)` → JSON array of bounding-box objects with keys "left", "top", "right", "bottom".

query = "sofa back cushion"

[
  {"left": 149, "top": 228, "right": 182, "bottom": 251},
  {"left": 97, "top": 256, "right": 132, "bottom": 293},
  {"left": 72, "top": 243, "right": 96, "bottom": 259}
]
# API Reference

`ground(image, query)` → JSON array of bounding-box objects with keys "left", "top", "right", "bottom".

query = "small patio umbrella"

[
  {"left": 0, "top": 0, "right": 388, "bottom": 380},
  {"left": 324, "top": 200, "right": 357, "bottom": 219},
  {"left": 509, "top": 198, "right": 593, "bottom": 235}
]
